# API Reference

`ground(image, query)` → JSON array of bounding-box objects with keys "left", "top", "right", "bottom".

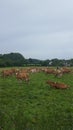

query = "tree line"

[{"left": 0, "top": 52, "right": 73, "bottom": 67}]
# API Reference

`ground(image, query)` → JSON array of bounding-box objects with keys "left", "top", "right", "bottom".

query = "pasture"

[{"left": 0, "top": 67, "right": 73, "bottom": 130}]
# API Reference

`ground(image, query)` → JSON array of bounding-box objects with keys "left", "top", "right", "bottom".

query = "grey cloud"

[{"left": 0, "top": 0, "right": 73, "bottom": 59}]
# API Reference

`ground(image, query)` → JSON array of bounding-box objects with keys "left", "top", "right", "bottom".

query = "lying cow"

[
  {"left": 62, "top": 67, "right": 71, "bottom": 74},
  {"left": 43, "top": 68, "right": 55, "bottom": 74},
  {"left": 46, "top": 80, "right": 69, "bottom": 89}
]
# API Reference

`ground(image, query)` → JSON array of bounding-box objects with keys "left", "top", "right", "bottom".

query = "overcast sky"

[{"left": 0, "top": 0, "right": 73, "bottom": 60}]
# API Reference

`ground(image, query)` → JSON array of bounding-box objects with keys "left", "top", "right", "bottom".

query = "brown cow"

[
  {"left": 1, "top": 69, "right": 14, "bottom": 77},
  {"left": 44, "top": 68, "right": 55, "bottom": 74},
  {"left": 46, "top": 80, "right": 69, "bottom": 89},
  {"left": 62, "top": 67, "right": 71, "bottom": 74},
  {"left": 16, "top": 72, "right": 29, "bottom": 82}
]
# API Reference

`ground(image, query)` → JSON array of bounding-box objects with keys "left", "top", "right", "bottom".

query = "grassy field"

[{"left": 0, "top": 67, "right": 73, "bottom": 130}]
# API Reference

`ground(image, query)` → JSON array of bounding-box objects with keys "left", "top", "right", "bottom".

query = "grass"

[{"left": 0, "top": 68, "right": 73, "bottom": 130}]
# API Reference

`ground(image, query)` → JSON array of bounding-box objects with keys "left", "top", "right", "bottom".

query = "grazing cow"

[
  {"left": 1, "top": 69, "right": 14, "bottom": 77},
  {"left": 16, "top": 72, "right": 29, "bottom": 82},
  {"left": 46, "top": 80, "right": 69, "bottom": 89}
]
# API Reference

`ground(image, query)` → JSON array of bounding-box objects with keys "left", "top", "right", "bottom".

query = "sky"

[{"left": 0, "top": 0, "right": 73, "bottom": 60}]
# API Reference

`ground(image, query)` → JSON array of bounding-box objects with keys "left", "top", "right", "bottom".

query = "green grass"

[{"left": 0, "top": 68, "right": 73, "bottom": 130}]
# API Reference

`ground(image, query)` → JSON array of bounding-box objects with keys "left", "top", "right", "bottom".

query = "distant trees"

[
  {"left": 0, "top": 52, "right": 73, "bottom": 67},
  {"left": 26, "top": 58, "right": 73, "bottom": 67},
  {"left": 0, "top": 53, "right": 25, "bottom": 67}
]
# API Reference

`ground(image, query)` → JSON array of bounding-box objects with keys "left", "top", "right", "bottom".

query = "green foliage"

[
  {"left": 0, "top": 68, "right": 73, "bottom": 130},
  {"left": 0, "top": 53, "right": 25, "bottom": 67},
  {"left": 0, "top": 53, "right": 73, "bottom": 67}
]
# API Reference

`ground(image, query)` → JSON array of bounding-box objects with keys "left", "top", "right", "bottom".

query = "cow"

[
  {"left": 62, "top": 67, "right": 71, "bottom": 74},
  {"left": 16, "top": 72, "right": 29, "bottom": 82},
  {"left": 1, "top": 69, "right": 14, "bottom": 77},
  {"left": 46, "top": 80, "right": 69, "bottom": 89},
  {"left": 42, "top": 68, "right": 56, "bottom": 74},
  {"left": 30, "top": 68, "right": 37, "bottom": 73},
  {"left": 54, "top": 69, "right": 63, "bottom": 78}
]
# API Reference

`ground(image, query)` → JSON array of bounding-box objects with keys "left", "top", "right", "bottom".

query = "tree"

[{"left": 0, "top": 53, "right": 25, "bottom": 67}]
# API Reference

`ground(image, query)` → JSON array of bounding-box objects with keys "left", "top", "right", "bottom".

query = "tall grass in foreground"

[{"left": 0, "top": 70, "right": 73, "bottom": 130}]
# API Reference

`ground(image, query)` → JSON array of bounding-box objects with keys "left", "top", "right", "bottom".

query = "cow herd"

[
  {"left": 0, "top": 67, "right": 72, "bottom": 89},
  {"left": 1, "top": 68, "right": 29, "bottom": 82}
]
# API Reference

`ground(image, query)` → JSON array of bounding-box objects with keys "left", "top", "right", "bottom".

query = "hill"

[{"left": 0, "top": 53, "right": 73, "bottom": 67}]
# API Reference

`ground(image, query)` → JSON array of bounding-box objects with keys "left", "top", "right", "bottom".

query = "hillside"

[{"left": 0, "top": 53, "right": 73, "bottom": 67}]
